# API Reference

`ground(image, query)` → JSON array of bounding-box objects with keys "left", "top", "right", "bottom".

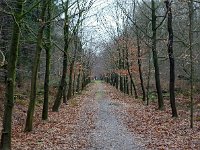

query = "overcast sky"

[{"left": 82, "top": 0, "right": 122, "bottom": 52}]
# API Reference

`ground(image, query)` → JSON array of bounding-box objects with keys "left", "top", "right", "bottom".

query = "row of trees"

[
  {"left": 98, "top": 0, "right": 199, "bottom": 128},
  {"left": 0, "top": 0, "right": 95, "bottom": 149}
]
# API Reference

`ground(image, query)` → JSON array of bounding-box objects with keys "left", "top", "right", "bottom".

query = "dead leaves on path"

[
  {"left": 11, "top": 83, "right": 97, "bottom": 150},
  {"left": 2, "top": 82, "right": 200, "bottom": 149},
  {"left": 104, "top": 84, "right": 200, "bottom": 150}
]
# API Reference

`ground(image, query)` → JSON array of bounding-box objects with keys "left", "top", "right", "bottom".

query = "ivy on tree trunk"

[{"left": 0, "top": 0, "right": 25, "bottom": 149}]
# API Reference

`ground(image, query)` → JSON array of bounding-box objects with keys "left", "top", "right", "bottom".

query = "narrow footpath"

[
  {"left": 12, "top": 81, "right": 144, "bottom": 150},
  {"left": 87, "top": 82, "right": 143, "bottom": 150}
]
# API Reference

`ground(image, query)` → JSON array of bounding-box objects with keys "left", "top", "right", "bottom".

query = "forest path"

[
  {"left": 86, "top": 81, "right": 143, "bottom": 150},
  {"left": 11, "top": 81, "right": 144, "bottom": 149},
  {"left": 11, "top": 81, "right": 200, "bottom": 149}
]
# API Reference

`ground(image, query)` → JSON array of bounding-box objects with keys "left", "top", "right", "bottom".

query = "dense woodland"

[
  {"left": 0, "top": 0, "right": 200, "bottom": 149},
  {"left": 98, "top": 0, "right": 200, "bottom": 126}
]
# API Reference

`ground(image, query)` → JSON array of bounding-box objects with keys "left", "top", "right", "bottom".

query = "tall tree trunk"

[
  {"left": 76, "top": 69, "right": 80, "bottom": 92},
  {"left": 125, "top": 48, "right": 138, "bottom": 99},
  {"left": 72, "top": 71, "right": 76, "bottom": 95},
  {"left": 120, "top": 75, "right": 123, "bottom": 92},
  {"left": 126, "top": 76, "right": 129, "bottom": 95},
  {"left": 42, "top": 0, "right": 52, "bottom": 120},
  {"left": 67, "top": 7, "right": 81, "bottom": 99},
  {"left": 67, "top": 37, "right": 78, "bottom": 99},
  {"left": 25, "top": 0, "right": 48, "bottom": 132},
  {"left": 123, "top": 76, "right": 126, "bottom": 93},
  {"left": 127, "top": 68, "right": 138, "bottom": 99},
  {"left": 188, "top": 0, "right": 194, "bottom": 128},
  {"left": 82, "top": 72, "right": 85, "bottom": 90},
  {"left": 136, "top": 29, "right": 146, "bottom": 101},
  {"left": 130, "top": 80, "right": 133, "bottom": 96},
  {"left": 115, "top": 73, "right": 119, "bottom": 89},
  {"left": 0, "top": 0, "right": 24, "bottom": 149},
  {"left": 52, "top": 0, "right": 69, "bottom": 111},
  {"left": 146, "top": 49, "right": 152, "bottom": 106},
  {"left": 62, "top": 80, "right": 67, "bottom": 104},
  {"left": 165, "top": 0, "right": 178, "bottom": 117},
  {"left": 67, "top": 61, "right": 74, "bottom": 99},
  {"left": 119, "top": 48, "right": 124, "bottom": 92},
  {"left": 151, "top": 0, "right": 164, "bottom": 110}
]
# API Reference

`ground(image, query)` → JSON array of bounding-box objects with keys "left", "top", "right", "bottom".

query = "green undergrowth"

[
  {"left": 15, "top": 98, "right": 28, "bottom": 106},
  {"left": 68, "top": 99, "right": 78, "bottom": 107},
  {"left": 94, "top": 80, "right": 102, "bottom": 83}
]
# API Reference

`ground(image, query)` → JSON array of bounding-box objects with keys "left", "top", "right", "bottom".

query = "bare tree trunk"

[
  {"left": 72, "top": 71, "right": 76, "bottom": 95},
  {"left": 62, "top": 80, "right": 67, "bottom": 104},
  {"left": 151, "top": 0, "right": 164, "bottom": 110},
  {"left": 125, "top": 47, "right": 138, "bottom": 98},
  {"left": 52, "top": 0, "right": 69, "bottom": 111},
  {"left": 67, "top": 61, "right": 74, "bottom": 99},
  {"left": 136, "top": 29, "right": 146, "bottom": 101},
  {"left": 25, "top": 0, "right": 48, "bottom": 132},
  {"left": 76, "top": 69, "right": 81, "bottom": 92},
  {"left": 188, "top": 0, "right": 194, "bottom": 128},
  {"left": 126, "top": 76, "right": 129, "bottom": 95},
  {"left": 146, "top": 49, "right": 152, "bottom": 106},
  {"left": 115, "top": 73, "right": 119, "bottom": 89},
  {"left": 165, "top": 0, "right": 178, "bottom": 117},
  {"left": 0, "top": 0, "right": 24, "bottom": 148},
  {"left": 42, "top": 0, "right": 52, "bottom": 120},
  {"left": 120, "top": 75, "right": 123, "bottom": 92},
  {"left": 127, "top": 68, "right": 138, "bottom": 99}
]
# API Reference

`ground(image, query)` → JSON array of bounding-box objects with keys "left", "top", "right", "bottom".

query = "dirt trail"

[
  {"left": 86, "top": 82, "right": 143, "bottom": 150},
  {"left": 11, "top": 81, "right": 144, "bottom": 149}
]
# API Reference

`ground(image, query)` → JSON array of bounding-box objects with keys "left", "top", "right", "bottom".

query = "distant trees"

[
  {"left": 52, "top": 0, "right": 93, "bottom": 111},
  {"left": 0, "top": 0, "right": 94, "bottom": 148},
  {"left": 1, "top": 0, "right": 200, "bottom": 149},
  {"left": 100, "top": 0, "right": 200, "bottom": 127}
]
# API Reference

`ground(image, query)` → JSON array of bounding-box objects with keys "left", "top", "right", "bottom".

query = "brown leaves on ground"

[
  {"left": 1, "top": 82, "right": 200, "bottom": 149},
  {"left": 104, "top": 84, "right": 200, "bottom": 150},
  {"left": 10, "top": 83, "right": 97, "bottom": 150}
]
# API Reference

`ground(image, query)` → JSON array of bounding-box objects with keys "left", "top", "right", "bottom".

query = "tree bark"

[
  {"left": 125, "top": 48, "right": 138, "bottom": 99},
  {"left": 127, "top": 67, "right": 138, "bottom": 99},
  {"left": 146, "top": 49, "right": 152, "bottom": 106},
  {"left": 0, "top": 0, "right": 24, "bottom": 149},
  {"left": 25, "top": 0, "right": 48, "bottom": 132},
  {"left": 188, "top": 0, "right": 194, "bottom": 128},
  {"left": 42, "top": 0, "right": 52, "bottom": 120},
  {"left": 67, "top": 35, "right": 78, "bottom": 99},
  {"left": 115, "top": 73, "right": 119, "bottom": 89},
  {"left": 72, "top": 70, "right": 76, "bottom": 95},
  {"left": 52, "top": 0, "right": 69, "bottom": 111},
  {"left": 151, "top": 0, "right": 164, "bottom": 110},
  {"left": 67, "top": 61, "right": 74, "bottom": 99},
  {"left": 76, "top": 69, "right": 81, "bottom": 92},
  {"left": 136, "top": 29, "right": 146, "bottom": 101},
  {"left": 165, "top": 0, "right": 178, "bottom": 117}
]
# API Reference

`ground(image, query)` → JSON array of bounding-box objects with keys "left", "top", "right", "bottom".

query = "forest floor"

[{"left": 0, "top": 81, "right": 200, "bottom": 149}]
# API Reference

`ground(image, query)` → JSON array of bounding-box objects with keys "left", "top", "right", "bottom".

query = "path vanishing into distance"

[
  {"left": 88, "top": 82, "right": 143, "bottom": 150},
  {"left": 12, "top": 81, "right": 144, "bottom": 150},
  {"left": 11, "top": 81, "right": 200, "bottom": 149}
]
